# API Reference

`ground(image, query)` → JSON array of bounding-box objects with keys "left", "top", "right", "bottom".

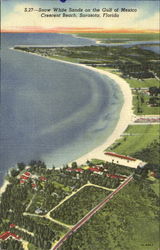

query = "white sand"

[
  {"left": 0, "top": 180, "right": 10, "bottom": 196},
  {"left": 11, "top": 48, "right": 134, "bottom": 166}
]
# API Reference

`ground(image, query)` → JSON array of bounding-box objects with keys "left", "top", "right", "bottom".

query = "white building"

[{"left": 104, "top": 152, "right": 146, "bottom": 168}]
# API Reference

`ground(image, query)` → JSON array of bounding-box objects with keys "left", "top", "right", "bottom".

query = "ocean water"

[{"left": 0, "top": 33, "right": 124, "bottom": 185}]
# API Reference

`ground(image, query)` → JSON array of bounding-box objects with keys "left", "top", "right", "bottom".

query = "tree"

[
  {"left": 10, "top": 168, "right": 19, "bottom": 177},
  {"left": 17, "top": 162, "right": 25, "bottom": 171},
  {"left": 71, "top": 162, "right": 77, "bottom": 169}
]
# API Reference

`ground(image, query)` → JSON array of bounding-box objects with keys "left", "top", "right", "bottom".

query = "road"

[{"left": 52, "top": 175, "right": 133, "bottom": 250}]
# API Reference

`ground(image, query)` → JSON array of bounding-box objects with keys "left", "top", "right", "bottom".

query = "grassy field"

[
  {"left": 133, "top": 94, "right": 160, "bottom": 115},
  {"left": 76, "top": 33, "right": 159, "bottom": 41},
  {"left": 108, "top": 125, "right": 159, "bottom": 155},
  {"left": 151, "top": 180, "right": 159, "bottom": 196},
  {"left": 126, "top": 78, "right": 159, "bottom": 88},
  {"left": 50, "top": 186, "right": 111, "bottom": 225}
]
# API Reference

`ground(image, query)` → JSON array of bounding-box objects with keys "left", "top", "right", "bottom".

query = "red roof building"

[
  {"left": 89, "top": 168, "right": 100, "bottom": 172},
  {"left": 89, "top": 168, "right": 103, "bottom": 174},
  {"left": 0, "top": 231, "right": 21, "bottom": 241},
  {"left": 9, "top": 224, "right": 16, "bottom": 228},
  {"left": 0, "top": 232, "right": 11, "bottom": 240},
  {"left": 66, "top": 168, "right": 83, "bottom": 173},
  {"left": 24, "top": 172, "right": 31, "bottom": 176},
  {"left": 31, "top": 184, "right": 37, "bottom": 188},
  {"left": 105, "top": 152, "right": 136, "bottom": 161},
  {"left": 75, "top": 168, "right": 83, "bottom": 173},
  {"left": 66, "top": 168, "right": 75, "bottom": 172},
  {"left": 39, "top": 176, "right": 47, "bottom": 181},
  {"left": 106, "top": 173, "right": 126, "bottom": 180},
  {"left": 20, "top": 175, "right": 29, "bottom": 180},
  {"left": 20, "top": 180, "right": 25, "bottom": 184}
]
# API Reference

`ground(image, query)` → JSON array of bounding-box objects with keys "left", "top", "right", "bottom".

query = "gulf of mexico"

[{"left": 0, "top": 33, "right": 123, "bottom": 185}]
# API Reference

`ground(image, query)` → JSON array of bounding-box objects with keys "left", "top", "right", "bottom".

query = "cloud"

[{"left": 137, "top": 12, "right": 159, "bottom": 30}]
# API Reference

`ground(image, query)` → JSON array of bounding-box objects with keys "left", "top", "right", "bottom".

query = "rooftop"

[{"left": 105, "top": 152, "right": 136, "bottom": 161}]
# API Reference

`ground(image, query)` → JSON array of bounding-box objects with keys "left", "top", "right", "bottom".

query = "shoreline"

[
  {"left": 0, "top": 180, "right": 10, "bottom": 196},
  {"left": 0, "top": 48, "right": 133, "bottom": 192}
]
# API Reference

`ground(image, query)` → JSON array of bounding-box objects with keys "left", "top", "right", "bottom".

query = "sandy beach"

[
  {"left": 0, "top": 180, "right": 10, "bottom": 196},
  {"left": 10, "top": 48, "right": 133, "bottom": 166}
]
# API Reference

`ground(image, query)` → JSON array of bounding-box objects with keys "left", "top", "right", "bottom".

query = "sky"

[{"left": 1, "top": 0, "right": 159, "bottom": 32}]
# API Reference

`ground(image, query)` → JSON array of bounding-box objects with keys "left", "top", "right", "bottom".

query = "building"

[
  {"left": 89, "top": 168, "right": 103, "bottom": 175},
  {"left": 106, "top": 173, "right": 126, "bottom": 180},
  {"left": 20, "top": 180, "right": 25, "bottom": 184},
  {"left": 9, "top": 224, "right": 16, "bottom": 228},
  {"left": 104, "top": 152, "right": 146, "bottom": 168},
  {"left": 39, "top": 176, "right": 47, "bottom": 181},
  {"left": 0, "top": 231, "right": 21, "bottom": 241},
  {"left": 24, "top": 172, "right": 31, "bottom": 176},
  {"left": 20, "top": 175, "right": 29, "bottom": 180},
  {"left": 66, "top": 168, "right": 83, "bottom": 173}
]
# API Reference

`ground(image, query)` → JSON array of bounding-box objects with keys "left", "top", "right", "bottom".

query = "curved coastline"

[{"left": 0, "top": 49, "right": 133, "bottom": 193}]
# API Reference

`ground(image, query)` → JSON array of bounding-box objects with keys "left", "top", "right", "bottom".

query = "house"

[
  {"left": 9, "top": 224, "right": 16, "bottom": 228},
  {"left": 39, "top": 176, "right": 47, "bottom": 181},
  {"left": 66, "top": 168, "right": 83, "bottom": 173},
  {"left": 106, "top": 173, "right": 126, "bottom": 180},
  {"left": 31, "top": 184, "right": 37, "bottom": 190},
  {"left": 66, "top": 168, "right": 75, "bottom": 172},
  {"left": 0, "top": 231, "right": 21, "bottom": 241},
  {"left": 104, "top": 152, "right": 146, "bottom": 168},
  {"left": 35, "top": 208, "right": 43, "bottom": 214},
  {"left": 89, "top": 168, "right": 103, "bottom": 175},
  {"left": 25, "top": 166, "right": 31, "bottom": 170},
  {"left": 24, "top": 172, "right": 31, "bottom": 177},
  {"left": 75, "top": 168, "right": 83, "bottom": 173},
  {"left": 20, "top": 180, "right": 25, "bottom": 184},
  {"left": 20, "top": 175, "right": 29, "bottom": 180}
]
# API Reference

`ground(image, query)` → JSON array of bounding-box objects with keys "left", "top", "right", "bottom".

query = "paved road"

[{"left": 52, "top": 175, "right": 133, "bottom": 250}]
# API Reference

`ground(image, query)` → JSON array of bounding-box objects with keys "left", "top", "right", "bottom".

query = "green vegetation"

[
  {"left": 0, "top": 159, "right": 129, "bottom": 249},
  {"left": 61, "top": 180, "right": 159, "bottom": 250},
  {"left": 89, "top": 159, "right": 105, "bottom": 165},
  {"left": 134, "top": 140, "right": 160, "bottom": 166},
  {"left": 0, "top": 238, "right": 24, "bottom": 250},
  {"left": 133, "top": 91, "right": 160, "bottom": 115},
  {"left": 76, "top": 33, "right": 159, "bottom": 41},
  {"left": 61, "top": 139, "right": 160, "bottom": 250},
  {"left": 109, "top": 125, "right": 159, "bottom": 155},
  {"left": 126, "top": 78, "right": 159, "bottom": 88},
  {"left": 15, "top": 43, "right": 160, "bottom": 79},
  {"left": 29, "top": 216, "right": 67, "bottom": 236},
  {"left": 50, "top": 186, "right": 111, "bottom": 225}
]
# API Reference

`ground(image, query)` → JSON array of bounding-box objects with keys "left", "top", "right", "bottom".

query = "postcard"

[{"left": 0, "top": 0, "right": 159, "bottom": 249}]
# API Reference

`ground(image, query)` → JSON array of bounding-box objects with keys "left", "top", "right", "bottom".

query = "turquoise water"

[{"left": 0, "top": 33, "right": 123, "bottom": 184}]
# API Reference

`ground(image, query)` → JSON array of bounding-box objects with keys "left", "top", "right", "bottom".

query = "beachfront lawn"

[
  {"left": 133, "top": 94, "right": 160, "bottom": 115},
  {"left": 50, "top": 186, "right": 111, "bottom": 225},
  {"left": 89, "top": 159, "right": 105, "bottom": 165},
  {"left": 108, "top": 125, "right": 159, "bottom": 156},
  {"left": 127, "top": 78, "right": 159, "bottom": 88}
]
